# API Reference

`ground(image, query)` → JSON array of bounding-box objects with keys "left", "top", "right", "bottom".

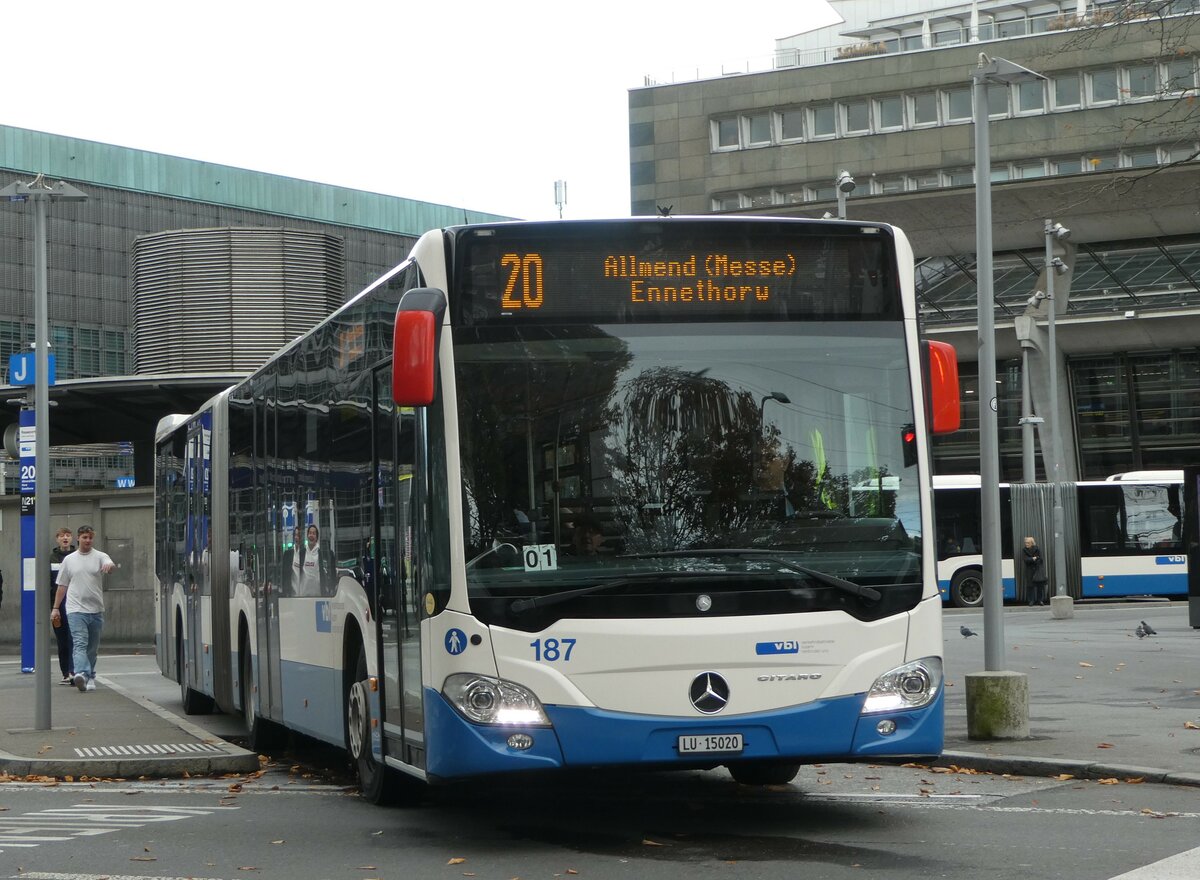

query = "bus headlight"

[
  {"left": 442, "top": 673, "right": 551, "bottom": 727},
  {"left": 861, "top": 657, "right": 942, "bottom": 714}
]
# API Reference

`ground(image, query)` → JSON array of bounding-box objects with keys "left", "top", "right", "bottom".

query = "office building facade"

[{"left": 630, "top": 0, "right": 1200, "bottom": 480}]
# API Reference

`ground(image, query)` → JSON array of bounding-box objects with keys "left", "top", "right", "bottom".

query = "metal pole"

[
  {"left": 837, "top": 189, "right": 847, "bottom": 220},
  {"left": 1045, "top": 218, "right": 1068, "bottom": 597},
  {"left": 974, "top": 68, "right": 1005, "bottom": 672},
  {"left": 32, "top": 191, "right": 51, "bottom": 730},
  {"left": 1021, "top": 349, "right": 1035, "bottom": 483}
]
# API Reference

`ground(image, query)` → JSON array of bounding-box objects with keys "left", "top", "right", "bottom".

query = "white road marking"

[
  {"left": 1107, "top": 845, "right": 1200, "bottom": 879},
  {"left": 74, "top": 742, "right": 223, "bottom": 757},
  {"left": 0, "top": 803, "right": 237, "bottom": 854}
]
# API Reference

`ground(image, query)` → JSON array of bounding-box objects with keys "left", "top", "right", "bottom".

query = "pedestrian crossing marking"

[{"left": 73, "top": 742, "right": 224, "bottom": 757}]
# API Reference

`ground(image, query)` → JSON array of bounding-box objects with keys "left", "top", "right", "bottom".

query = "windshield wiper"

[
  {"left": 509, "top": 551, "right": 882, "bottom": 614},
  {"left": 618, "top": 549, "right": 882, "bottom": 603},
  {"left": 508, "top": 570, "right": 726, "bottom": 614}
]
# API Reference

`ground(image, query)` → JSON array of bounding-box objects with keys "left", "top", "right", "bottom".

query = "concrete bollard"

[
  {"left": 1050, "top": 594, "right": 1074, "bottom": 619},
  {"left": 965, "top": 670, "right": 1030, "bottom": 740}
]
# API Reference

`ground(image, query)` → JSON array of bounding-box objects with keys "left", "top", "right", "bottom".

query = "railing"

[{"left": 640, "top": 2, "right": 1197, "bottom": 88}]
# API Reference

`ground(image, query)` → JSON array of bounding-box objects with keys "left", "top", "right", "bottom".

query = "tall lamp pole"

[
  {"left": 835, "top": 170, "right": 855, "bottom": 219},
  {"left": 2, "top": 176, "right": 88, "bottom": 730},
  {"left": 1044, "top": 220, "right": 1071, "bottom": 602},
  {"left": 971, "top": 55, "right": 1043, "bottom": 672}
]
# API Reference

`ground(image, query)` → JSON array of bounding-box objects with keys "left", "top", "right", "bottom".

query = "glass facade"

[{"left": 932, "top": 351, "right": 1200, "bottom": 480}]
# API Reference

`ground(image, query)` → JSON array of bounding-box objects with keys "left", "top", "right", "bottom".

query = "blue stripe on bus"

[
  {"left": 424, "top": 688, "right": 944, "bottom": 779},
  {"left": 1081, "top": 572, "right": 1188, "bottom": 597}
]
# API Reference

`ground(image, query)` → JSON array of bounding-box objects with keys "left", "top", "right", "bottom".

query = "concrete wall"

[{"left": 0, "top": 488, "right": 154, "bottom": 651}]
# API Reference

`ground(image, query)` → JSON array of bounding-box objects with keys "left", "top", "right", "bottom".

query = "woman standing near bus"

[{"left": 1023, "top": 536, "right": 1048, "bottom": 606}]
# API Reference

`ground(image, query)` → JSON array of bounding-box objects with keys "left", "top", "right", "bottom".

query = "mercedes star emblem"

[{"left": 689, "top": 671, "right": 730, "bottom": 714}]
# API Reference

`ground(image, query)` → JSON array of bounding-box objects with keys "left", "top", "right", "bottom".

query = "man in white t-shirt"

[
  {"left": 51, "top": 525, "right": 116, "bottom": 692},
  {"left": 294, "top": 524, "right": 329, "bottom": 597}
]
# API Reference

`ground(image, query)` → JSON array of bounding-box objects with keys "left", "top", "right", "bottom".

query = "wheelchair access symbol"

[{"left": 445, "top": 628, "right": 467, "bottom": 655}]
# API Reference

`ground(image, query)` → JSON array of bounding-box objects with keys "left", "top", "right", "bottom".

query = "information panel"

[{"left": 454, "top": 219, "right": 901, "bottom": 326}]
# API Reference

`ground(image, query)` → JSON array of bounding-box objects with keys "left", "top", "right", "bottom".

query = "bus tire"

[
  {"left": 950, "top": 569, "right": 984, "bottom": 608},
  {"left": 177, "top": 622, "right": 214, "bottom": 716},
  {"left": 347, "top": 646, "right": 417, "bottom": 806},
  {"left": 240, "top": 641, "right": 285, "bottom": 753},
  {"left": 728, "top": 762, "right": 800, "bottom": 786}
]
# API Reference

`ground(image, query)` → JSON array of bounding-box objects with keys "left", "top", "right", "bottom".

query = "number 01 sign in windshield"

[{"left": 454, "top": 221, "right": 902, "bottom": 325}]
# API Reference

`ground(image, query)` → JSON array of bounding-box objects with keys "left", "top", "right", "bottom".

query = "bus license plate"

[{"left": 677, "top": 733, "right": 744, "bottom": 754}]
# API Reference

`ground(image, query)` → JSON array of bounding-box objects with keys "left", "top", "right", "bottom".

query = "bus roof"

[{"left": 1105, "top": 470, "right": 1184, "bottom": 482}]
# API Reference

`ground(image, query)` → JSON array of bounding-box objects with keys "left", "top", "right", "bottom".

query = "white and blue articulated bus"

[
  {"left": 154, "top": 217, "right": 960, "bottom": 803},
  {"left": 934, "top": 471, "right": 1187, "bottom": 607}
]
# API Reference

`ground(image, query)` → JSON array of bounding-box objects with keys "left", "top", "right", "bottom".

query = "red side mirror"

[
  {"left": 392, "top": 288, "right": 446, "bottom": 406},
  {"left": 924, "top": 340, "right": 960, "bottom": 434}
]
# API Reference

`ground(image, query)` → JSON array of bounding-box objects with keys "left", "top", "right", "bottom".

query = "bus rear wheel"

[
  {"left": 950, "top": 569, "right": 984, "bottom": 608},
  {"left": 728, "top": 762, "right": 800, "bottom": 786},
  {"left": 240, "top": 645, "right": 284, "bottom": 753}
]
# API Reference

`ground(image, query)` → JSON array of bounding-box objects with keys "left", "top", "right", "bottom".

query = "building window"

[
  {"left": 996, "top": 17, "right": 1027, "bottom": 38},
  {"left": 1126, "top": 64, "right": 1158, "bottom": 99},
  {"left": 780, "top": 109, "right": 804, "bottom": 141},
  {"left": 1088, "top": 69, "right": 1119, "bottom": 104},
  {"left": 876, "top": 95, "right": 903, "bottom": 130},
  {"left": 911, "top": 172, "right": 940, "bottom": 190},
  {"left": 1017, "top": 79, "right": 1045, "bottom": 113},
  {"left": 746, "top": 113, "right": 772, "bottom": 146},
  {"left": 933, "top": 27, "right": 962, "bottom": 46},
  {"left": 780, "top": 187, "right": 806, "bottom": 204},
  {"left": 1166, "top": 58, "right": 1195, "bottom": 92},
  {"left": 910, "top": 91, "right": 939, "bottom": 126},
  {"left": 809, "top": 104, "right": 836, "bottom": 138},
  {"left": 746, "top": 189, "right": 775, "bottom": 207},
  {"left": 987, "top": 82, "right": 1009, "bottom": 118},
  {"left": 712, "top": 194, "right": 743, "bottom": 211},
  {"left": 1126, "top": 148, "right": 1159, "bottom": 167},
  {"left": 944, "top": 87, "right": 972, "bottom": 122},
  {"left": 807, "top": 183, "right": 837, "bottom": 201},
  {"left": 990, "top": 165, "right": 1011, "bottom": 182},
  {"left": 876, "top": 176, "right": 907, "bottom": 194},
  {"left": 842, "top": 99, "right": 870, "bottom": 134},
  {"left": 714, "top": 118, "right": 739, "bottom": 150},
  {"left": 1015, "top": 160, "right": 1047, "bottom": 179},
  {"left": 946, "top": 168, "right": 975, "bottom": 186},
  {"left": 1086, "top": 152, "right": 1120, "bottom": 171},
  {"left": 901, "top": 34, "right": 924, "bottom": 51},
  {"left": 1049, "top": 156, "right": 1083, "bottom": 175},
  {"left": 1052, "top": 73, "right": 1081, "bottom": 109}
]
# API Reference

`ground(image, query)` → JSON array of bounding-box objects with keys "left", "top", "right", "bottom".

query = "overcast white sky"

[{"left": 4, "top": 1, "right": 839, "bottom": 221}]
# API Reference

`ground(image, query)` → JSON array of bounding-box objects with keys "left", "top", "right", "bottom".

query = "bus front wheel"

[
  {"left": 347, "top": 647, "right": 416, "bottom": 806},
  {"left": 728, "top": 762, "right": 800, "bottom": 786},
  {"left": 950, "top": 569, "right": 984, "bottom": 608}
]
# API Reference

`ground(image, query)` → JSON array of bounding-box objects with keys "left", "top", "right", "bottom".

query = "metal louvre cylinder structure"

[
  {"left": 1009, "top": 481, "right": 1080, "bottom": 600},
  {"left": 131, "top": 227, "right": 345, "bottom": 373}
]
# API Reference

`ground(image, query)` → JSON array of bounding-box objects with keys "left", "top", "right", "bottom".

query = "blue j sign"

[{"left": 8, "top": 352, "right": 56, "bottom": 387}]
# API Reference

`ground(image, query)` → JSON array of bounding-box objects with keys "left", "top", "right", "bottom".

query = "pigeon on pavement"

[
  {"left": 960, "top": 625, "right": 978, "bottom": 638},
  {"left": 1135, "top": 623, "right": 1147, "bottom": 639},
  {"left": 1140, "top": 620, "right": 1157, "bottom": 636}
]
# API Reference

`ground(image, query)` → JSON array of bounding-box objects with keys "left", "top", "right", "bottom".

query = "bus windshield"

[{"left": 454, "top": 320, "right": 923, "bottom": 629}]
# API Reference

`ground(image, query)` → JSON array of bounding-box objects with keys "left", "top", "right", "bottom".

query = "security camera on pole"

[{"left": 835, "top": 170, "right": 855, "bottom": 219}]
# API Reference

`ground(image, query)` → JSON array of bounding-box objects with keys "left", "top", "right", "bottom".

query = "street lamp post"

[
  {"left": 2, "top": 175, "right": 87, "bottom": 731},
  {"left": 1044, "top": 220, "right": 1071, "bottom": 601},
  {"left": 971, "top": 54, "right": 1044, "bottom": 673},
  {"left": 752, "top": 391, "right": 791, "bottom": 500}
]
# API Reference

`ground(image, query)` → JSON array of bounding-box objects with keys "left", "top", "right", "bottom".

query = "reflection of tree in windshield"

[
  {"left": 456, "top": 328, "right": 631, "bottom": 557},
  {"left": 606, "top": 367, "right": 789, "bottom": 551}
]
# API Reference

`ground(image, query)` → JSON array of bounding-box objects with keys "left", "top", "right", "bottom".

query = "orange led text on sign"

[
  {"left": 500, "top": 252, "right": 544, "bottom": 309},
  {"left": 603, "top": 252, "right": 796, "bottom": 305}
]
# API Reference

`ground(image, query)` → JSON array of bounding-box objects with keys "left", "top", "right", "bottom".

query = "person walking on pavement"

[
  {"left": 49, "top": 527, "right": 77, "bottom": 685},
  {"left": 51, "top": 524, "right": 116, "bottom": 692},
  {"left": 1022, "top": 535, "right": 1048, "bottom": 606}
]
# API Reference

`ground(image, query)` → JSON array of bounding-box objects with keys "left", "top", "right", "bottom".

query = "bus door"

[
  {"left": 375, "top": 369, "right": 425, "bottom": 769},
  {"left": 182, "top": 417, "right": 210, "bottom": 695}
]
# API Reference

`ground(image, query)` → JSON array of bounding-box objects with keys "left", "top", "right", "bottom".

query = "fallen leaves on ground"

[
  {"left": 1096, "top": 742, "right": 1115, "bottom": 749},
  {"left": 1079, "top": 662, "right": 1094, "bottom": 668},
  {"left": 448, "top": 857, "right": 467, "bottom": 865},
  {"left": 1185, "top": 721, "right": 1200, "bottom": 729}
]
